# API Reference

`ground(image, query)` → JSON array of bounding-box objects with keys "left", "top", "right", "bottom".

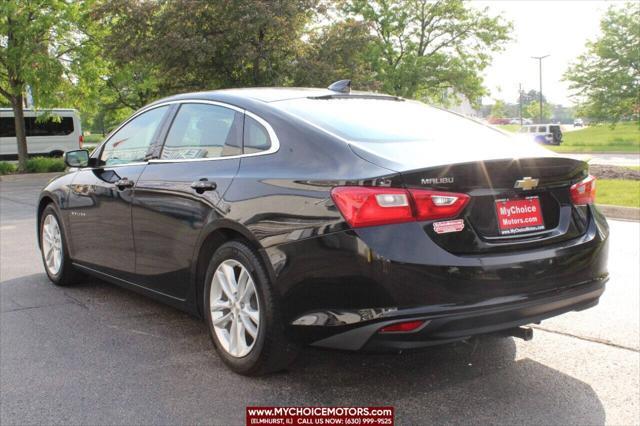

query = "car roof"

[
  {"left": 150, "top": 87, "right": 336, "bottom": 105},
  {"left": 147, "top": 87, "right": 396, "bottom": 111}
]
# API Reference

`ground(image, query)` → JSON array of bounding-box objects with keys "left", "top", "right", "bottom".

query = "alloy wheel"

[
  {"left": 210, "top": 259, "right": 260, "bottom": 357},
  {"left": 42, "top": 214, "right": 63, "bottom": 275}
]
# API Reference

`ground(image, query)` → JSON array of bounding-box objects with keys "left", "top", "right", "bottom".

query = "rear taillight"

[
  {"left": 330, "top": 186, "right": 469, "bottom": 228},
  {"left": 79, "top": 134, "right": 84, "bottom": 148},
  {"left": 570, "top": 175, "right": 596, "bottom": 205},
  {"left": 410, "top": 189, "right": 470, "bottom": 221}
]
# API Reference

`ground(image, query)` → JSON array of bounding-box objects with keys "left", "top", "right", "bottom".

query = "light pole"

[{"left": 531, "top": 55, "right": 549, "bottom": 124}]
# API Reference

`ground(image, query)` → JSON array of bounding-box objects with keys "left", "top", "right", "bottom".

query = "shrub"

[
  {"left": 0, "top": 161, "right": 17, "bottom": 175},
  {"left": 26, "top": 157, "right": 66, "bottom": 173}
]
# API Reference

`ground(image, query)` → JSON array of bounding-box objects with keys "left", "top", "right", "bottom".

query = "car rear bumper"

[
  {"left": 292, "top": 276, "right": 606, "bottom": 351},
  {"left": 269, "top": 206, "right": 609, "bottom": 350}
]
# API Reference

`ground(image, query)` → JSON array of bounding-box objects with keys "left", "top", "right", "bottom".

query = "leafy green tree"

[
  {"left": 524, "top": 101, "right": 552, "bottom": 123},
  {"left": 490, "top": 100, "right": 507, "bottom": 118},
  {"left": 294, "top": 19, "right": 380, "bottom": 89},
  {"left": 0, "top": 0, "right": 81, "bottom": 171},
  {"left": 154, "top": 0, "right": 320, "bottom": 90},
  {"left": 340, "top": 0, "right": 512, "bottom": 104},
  {"left": 564, "top": 2, "right": 640, "bottom": 124}
]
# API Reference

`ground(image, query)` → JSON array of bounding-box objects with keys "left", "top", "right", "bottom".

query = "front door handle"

[
  {"left": 191, "top": 179, "right": 217, "bottom": 194},
  {"left": 115, "top": 178, "right": 135, "bottom": 190}
]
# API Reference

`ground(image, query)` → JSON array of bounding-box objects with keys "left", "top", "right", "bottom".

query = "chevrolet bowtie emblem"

[{"left": 514, "top": 177, "right": 539, "bottom": 190}]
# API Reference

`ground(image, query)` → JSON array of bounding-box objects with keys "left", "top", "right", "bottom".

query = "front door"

[{"left": 67, "top": 105, "right": 170, "bottom": 276}]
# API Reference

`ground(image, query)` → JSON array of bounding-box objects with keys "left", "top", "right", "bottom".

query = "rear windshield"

[
  {"left": 272, "top": 97, "right": 506, "bottom": 143},
  {"left": 0, "top": 116, "right": 74, "bottom": 138}
]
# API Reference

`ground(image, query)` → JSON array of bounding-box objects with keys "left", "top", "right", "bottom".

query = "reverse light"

[
  {"left": 379, "top": 320, "right": 425, "bottom": 333},
  {"left": 570, "top": 175, "right": 596, "bottom": 205},
  {"left": 79, "top": 134, "right": 84, "bottom": 149},
  {"left": 330, "top": 186, "right": 470, "bottom": 228},
  {"left": 410, "top": 189, "right": 470, "bottom": 221}
]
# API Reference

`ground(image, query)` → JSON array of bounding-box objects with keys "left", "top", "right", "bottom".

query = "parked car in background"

[
  {"left": 0, "top": 108, "right": 83, "bottom": 159},
  {"left": 519, "top": 124, "right": 563, "bottom": 145},
  {"left": 574, "top": 118, "right": 584, "bottom": 127},
  {"left": 488, "top": 117, "right": 510, "bottom": 125},
  {"left": 37, "top": 83, "right": 606, "bottom": 375}
]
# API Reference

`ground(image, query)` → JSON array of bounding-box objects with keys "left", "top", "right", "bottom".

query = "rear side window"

[
  {"left": 0, "top": 115, "right": 74, "bottom": 137},
  {"left": 161, "top": 103, "right": 242, "bottom": 160},
  {"left": 100, "top": 106, "right": 169, "bottom": 166},
  {"left": 538, "top": 126, "right": 547, "bottom": 132},
  {"left": 243, "top": 116, "right": 271, "bottom": 154}
]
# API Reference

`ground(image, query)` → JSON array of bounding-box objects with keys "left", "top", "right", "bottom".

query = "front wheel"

[
  {"left": 204, "top": 241, "right": 298, "bottom": 375},
  {"left": 39, "top": 205, "right": 81, "bottom": 286}
]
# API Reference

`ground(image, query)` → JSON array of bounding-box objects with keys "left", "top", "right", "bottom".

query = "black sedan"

[{"left": 37, "top": 82, "right": 608, "bottom": 375}]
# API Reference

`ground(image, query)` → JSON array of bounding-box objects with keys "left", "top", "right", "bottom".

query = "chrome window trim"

[{"left": 91, "top": 99, "right": 280, "bottom": 166}]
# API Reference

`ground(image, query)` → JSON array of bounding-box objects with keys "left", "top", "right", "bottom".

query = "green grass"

[
  {"left": 0, "top": 161, "right": 17, "bottom": 175},
  {"left": 626, "top": 166, "right": 640, "bottom": 171},
  {"left": 597, "top": 179, "right": 640, "bottom": 208},
  {"left": 496, "top": 124, "right": 521, "bottom": 132},
  {"left": 25, "top": 157, "right": 66, "bottom": 173},
  {"left": 83, "top": 133, "right": 105, "bottom": 144},
  {"left": 549, "top": 122, "right": 640, "bottom": 153}
]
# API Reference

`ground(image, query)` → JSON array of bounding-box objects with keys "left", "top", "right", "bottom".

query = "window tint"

[
  {"left": 243, "top": 115, "right": 271, "bottom": 154},
  {"left": 0, "top": 117, "right": 13, "bottom": 137},
  {"left": 161, "top": 104, "right": 242, "bottom": 160},
  {"left": 100, "top": 106, "right": 168, "bottom": 166},
  {"left": 273, "top": 98, "right": 505, "bottom": 143},
  {"left": 0, "top": 115, "right": 74, "bottom": 137}
]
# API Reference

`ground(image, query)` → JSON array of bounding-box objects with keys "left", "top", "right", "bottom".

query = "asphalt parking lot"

[{"left": 1, "top": 173, "right": 638, "bottom": 425}]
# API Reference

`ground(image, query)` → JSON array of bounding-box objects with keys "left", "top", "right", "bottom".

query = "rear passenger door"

[{"left": 132, "top": 102, "right": 243, "bottom": 299}]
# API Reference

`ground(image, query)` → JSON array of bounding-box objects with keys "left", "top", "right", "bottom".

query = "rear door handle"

[
  {"left": 115, "top": 178, "right": 135, "bottom": 190},
  {"left": 191, "top": 179, "right": 217, "bottom": 194}
]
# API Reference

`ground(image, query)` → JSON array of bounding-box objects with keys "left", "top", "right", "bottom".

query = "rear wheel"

[
  {"left": 204, "top": 240, "right": 298, "bottom": 375},
  {"left": 39, "top": 205, "right": 80, "bottom": 286}
]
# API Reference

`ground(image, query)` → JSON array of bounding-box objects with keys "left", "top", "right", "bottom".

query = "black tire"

[
  {"left": 203, "top": 240, "right": 298, "bottom": 375},
  {"left": 39, "top": 204, "right": 81, "bottom": 286}
]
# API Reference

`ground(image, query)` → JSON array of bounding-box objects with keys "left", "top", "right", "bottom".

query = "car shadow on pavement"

[
  {"left": 275, "top": 342, "right": 606, "bottom": 425},
  {"left": 1, "top": 274, "right": 606, "bottom": 426}
]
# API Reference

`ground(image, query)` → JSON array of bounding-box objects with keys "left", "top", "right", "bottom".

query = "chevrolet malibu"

[{"left": 37, "top": 82, "right": 608, "bottom": 375}]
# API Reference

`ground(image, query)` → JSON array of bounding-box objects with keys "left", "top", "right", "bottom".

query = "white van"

[{"left": 0, "top": 108, "right": 82, "bottom": 158}]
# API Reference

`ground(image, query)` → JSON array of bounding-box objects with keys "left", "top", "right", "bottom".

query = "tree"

[
  {"left": 340, "top": 0, "right": 512, "bottom": 104},
  {"left": 490, "top": 100, "right": 506, "bottom": 118},
  {"left": 152, "top": 0, "right": 321, "bottom": 90},
  {"left": 78, "top": 0, "right": 321, "bottom": 126},
  {"left": 564, "top": 2, "right": 640, "bottom": 124},
  {"left": 294, "top": 19, "right": 380, "bottom": 89},
  {"left": 521, "top": 89, "right": 546, "bottom": 106},
  {"left": 0, "top": 1, "right": 81, "bottom": 171},
  {"left": 524, "top": 101, "right": 552, "bottom": 123}
]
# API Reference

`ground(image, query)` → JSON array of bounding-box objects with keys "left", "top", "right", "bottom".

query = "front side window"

[
  {"left": 243, "top": 115, "right": 271, "bottom": 154},
  {"left": 161, "top": 103, "right": 242, "bottom": 160},
  {"left": 100, "top": 106, "right": 169, "bottom": 166}
]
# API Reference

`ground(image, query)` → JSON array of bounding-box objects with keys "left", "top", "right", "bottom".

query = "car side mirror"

[{"left": 64, "top": 149, "right": 90, "bottom": 168}]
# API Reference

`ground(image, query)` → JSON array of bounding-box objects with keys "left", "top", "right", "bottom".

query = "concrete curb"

[
  {"left": 598, "top": 204, "right": 640, "bottom": 221},
  {"left": 0, "top": 172, "right": 64, "bottom": 183}
]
